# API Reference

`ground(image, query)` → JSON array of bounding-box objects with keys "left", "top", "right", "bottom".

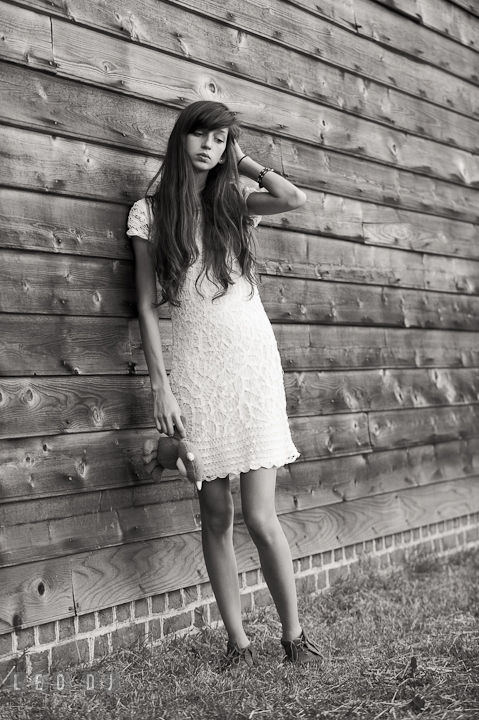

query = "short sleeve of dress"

[
  {"left": 240, "top": 182, "right": 268, "bottom": 228},
  {"left": 126, "top": 198, "right": 151, "bottom": 241}
]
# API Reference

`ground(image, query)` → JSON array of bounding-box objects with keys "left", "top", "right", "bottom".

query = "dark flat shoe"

[
  {"left": 220, "top": 641, "right": 255, "bottom": 671},
  {"left": 281, "top": 630, "right": 323, "bottom": 664}
]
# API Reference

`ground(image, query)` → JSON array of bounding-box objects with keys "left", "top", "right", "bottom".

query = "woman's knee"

[
  {"left": 202, "top": 506, "right": 233, "bottom": 535},
  {"left": 243, "top": 508, "right": 280, "bottom": 546},
  {"left": 200, "top": 486, "right": 234, "bottom": 535}
]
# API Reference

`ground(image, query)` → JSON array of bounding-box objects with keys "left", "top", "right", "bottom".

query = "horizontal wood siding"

[{"left": 0, "top": 0, "right": 478, "bottom": 633}]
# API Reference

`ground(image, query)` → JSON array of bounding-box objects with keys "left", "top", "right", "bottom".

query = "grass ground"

[{"left": 1, "top": 548, "right": 478, "bottom": 719}]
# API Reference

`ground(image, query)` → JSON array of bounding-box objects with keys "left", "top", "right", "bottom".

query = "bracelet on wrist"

[
  {"left": 257, "top": 167, "right": 274, "bottom": 188},
  {"left": 237, "top": 154, "right": 248, "bottom": 168}
]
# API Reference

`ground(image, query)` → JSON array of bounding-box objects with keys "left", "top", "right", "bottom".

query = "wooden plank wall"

[{"left": 1, "top": 0, "right": 479, "bottom": 633}]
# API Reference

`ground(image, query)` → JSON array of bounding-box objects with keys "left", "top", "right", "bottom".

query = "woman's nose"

[{"left": 202, "top": 134, "right": 212, "bottom": 148}]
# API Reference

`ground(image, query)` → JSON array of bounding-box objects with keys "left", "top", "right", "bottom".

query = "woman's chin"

[{"left": 192, "top": 162, "right": 212, "bottom": 173}]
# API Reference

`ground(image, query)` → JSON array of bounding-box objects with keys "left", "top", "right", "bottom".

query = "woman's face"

[{"left": 185, "top": 127, "right": 228, "bottom": 172}]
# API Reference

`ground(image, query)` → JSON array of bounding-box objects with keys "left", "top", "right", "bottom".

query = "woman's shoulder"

[{"left": 126, "top": 197, "right": 154, "bottom": 241}]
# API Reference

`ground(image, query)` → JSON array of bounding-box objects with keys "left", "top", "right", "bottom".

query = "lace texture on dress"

[{"left": 127, "top": 184, "right": 300, "bottom": 482}]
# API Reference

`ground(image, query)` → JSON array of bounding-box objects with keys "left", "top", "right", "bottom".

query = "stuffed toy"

[{"left": 142, "top": 435, "right": 204, "bottom": 490}]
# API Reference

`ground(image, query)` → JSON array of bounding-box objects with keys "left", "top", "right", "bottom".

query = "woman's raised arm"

[{"left": 234, "top": 141, "right": 307, "bottom": 216}]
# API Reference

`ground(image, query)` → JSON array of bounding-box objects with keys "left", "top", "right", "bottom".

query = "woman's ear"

[{"left": 219, "top": 153, "right": 226, "bottom": 164}]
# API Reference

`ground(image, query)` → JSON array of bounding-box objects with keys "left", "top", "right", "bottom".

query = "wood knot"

[{"left": 91, "top": 406, "right": 104, "bottom": 426}]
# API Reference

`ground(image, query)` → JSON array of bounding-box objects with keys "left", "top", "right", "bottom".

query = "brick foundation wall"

[{"left": 1, "top": 513, "right": 478, "bottom": 683}]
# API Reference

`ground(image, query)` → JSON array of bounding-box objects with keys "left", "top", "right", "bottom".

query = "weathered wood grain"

[
  {"left": 0, "top": 61, "right": 176, "bottom": 159},
  {"left": 4, "top": 180, "right": 479, "bottom": 266},
  {"left": 0, "top": 315, "right": 172, "bottom": 376},
  {"left": 14, "top": 0, "right": 479, "bottom": 127},
  {"left": 359, "top": 205, "right": 479, "bottom": 260},
  {"left": 2, "top": 316, "right": 445, "bottom": 381},
  {"left": 2, "top": 366, "right": 476, "bottom": 446},
  {"left": 73, "top": 474, "right": 479, "bottom": 616},
  {"left": 1, "top": 471, "right": 476, "bottom": 629},
  {"left": 274, "top": 324, "right": 479, "bottom": 370},
  {"left": 381, "top": 327, "right": 479, "bottom": 368},
  {"left": 0, "top": 125, "right": 157, "bottom": 202},
  {"left": 0, "top": 496, "right": 201, "bottom": 567},
  {"left": 0, "top": 556, "right": 75, "bottom": 633},
  {"left": 2, "top": 434, "right": 477, "bottom": 522},
  {"left": 1, "top": 415, "right": 477, "bottom": 507},
  {"left": 3, "top": 316, "right": 479, "bottom": 380},
  {"left": 422, "top": 253, "right": 479, "bottom": 294},
  {"left": 370, "top": 404, "right": 479, "bottom": 449},
  {"left": 4, "top": 203, "right": 479, "bottom": 296},
  {"left": 279, "top": 138, "right": 479, "bottom": 224},
  {"left": 293, "top": 0, "right": 479, "bottom": 56},
  {"left": 0, "top": 428, "right": 168, "bottom": 501},
  {"left": 0, "top": 189, "right": 131, "bottom": 258},
  {"left": 4, "top": 64, "right": 479, "bottom": 217},
  {"left": 4, "top": 248, "right": 479, "bottom": 329},
  {"left": 70, "top": 533, "right": 208, "bottom": 618},
  {"left": 372, "top": 0, "right": 421, "bottom": 20},
  {"left": 6, "top": 443, "right": 479, "bottom": 566},
  {"left": 4, "top": 112, "right": 479, "bottom": 229},
  {"left": 0, "top": 373, "right": 371, "bottom": 455},
  {"left": 354, "top": 0, "right": 479, "bottom": 82},
  {"left": 448, "top": 0, "right": 479, "bottom": 20},
  {"left": 258, "top": 227, "right": 479, "bottom": 294},
  {"left": 374, "top": 0, "right": 479, "bottom": 54},
  {"left": 284, "top": 367, "right": 479, "bottom": 417},
  {"left": 1, "top": 249, "right": 138, "bottom": 317},
  {"left": 275, "top": 437, "right": 479, "bottom": 512},
  {"left": 267, "top": 475, "right": 479, "bottom": 560},
  {"left": 51, "top": 18, "right": 479, "bottom": 178},
  {"left": 0, "top": 1, "right": 52, "bottom": 69},
  {"left": 259, "top": 275, "right": 479, "bottom": 331},
  {"left": 0, "top": 376, "right": 155, "bottom": 438}
]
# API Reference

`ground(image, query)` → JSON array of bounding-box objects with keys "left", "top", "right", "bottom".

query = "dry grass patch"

[{"left": 1, "top": 548, "right": 478, "bottom": 719}]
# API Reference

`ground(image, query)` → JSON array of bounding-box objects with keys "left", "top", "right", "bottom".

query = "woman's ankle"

[
  {"left": 227, "top": 632, "right": 250, "bottom": 648},
  {"left": 281, "top": 624, "right": 303, "bottom": 643}
]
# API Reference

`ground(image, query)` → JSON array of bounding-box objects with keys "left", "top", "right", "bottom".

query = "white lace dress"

[{"left": 127, "top": 187, "right": 299, "bottom": 482}]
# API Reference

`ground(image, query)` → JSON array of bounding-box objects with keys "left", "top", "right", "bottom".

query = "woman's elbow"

[
  {"left": 137, "top": 298, "right": 159, "bottom": 319},
  {"left": 286, "top": 188, "right": 307, "bottom": 210}
]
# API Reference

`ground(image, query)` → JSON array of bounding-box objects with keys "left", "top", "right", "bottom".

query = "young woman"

[{"left": 127, "top": 100, "right": 322, "bottom": 668}]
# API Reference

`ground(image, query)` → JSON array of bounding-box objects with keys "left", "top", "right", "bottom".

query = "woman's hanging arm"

[{"left": 132, "top": 237, "right": 185, "bottom": 438}]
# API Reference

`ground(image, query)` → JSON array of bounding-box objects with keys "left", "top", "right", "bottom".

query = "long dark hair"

[{"left": 146, "top": 101, "right": 256, "bottom": 305}]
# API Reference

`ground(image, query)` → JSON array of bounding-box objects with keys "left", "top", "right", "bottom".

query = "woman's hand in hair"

[
  {"left": 152, "top": 385, "right": 186, "bottom": 438},
  {"left": 232, "top": 139, "right": 247, "bottom": 164},
  {"left": 235, "top": 145, "right": 307, "bottom": 214}
]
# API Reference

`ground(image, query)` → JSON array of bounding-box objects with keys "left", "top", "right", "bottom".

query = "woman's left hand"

[{"left": 232, "top": 139, "right": 245, "bottom": 163}]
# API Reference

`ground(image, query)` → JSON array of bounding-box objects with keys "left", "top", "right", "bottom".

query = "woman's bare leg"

[
  {"left": 198, "top": 476, "right": 249, "bottom": 647},
  {"left": 240, "top": 467, "right": 302, "bottom": 642}
]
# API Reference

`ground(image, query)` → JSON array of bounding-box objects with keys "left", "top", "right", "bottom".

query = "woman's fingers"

[
  {"left": 164, "top": 417, "right": 175, "bottom": 437},
  {"left": 174, "top": 413, "right": 186, "bottom": 439},
  {"left": 156, "top": 415, "right": 186, "bottom": 438}
]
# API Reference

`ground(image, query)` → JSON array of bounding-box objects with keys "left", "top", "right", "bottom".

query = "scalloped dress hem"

[{"left": 201, "top": 451, "right": 301, "bottom": 482}]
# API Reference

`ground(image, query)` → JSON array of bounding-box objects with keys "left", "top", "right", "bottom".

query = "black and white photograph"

[{"left": 1, "top": 0, "right": 478, "bottom": 717}]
